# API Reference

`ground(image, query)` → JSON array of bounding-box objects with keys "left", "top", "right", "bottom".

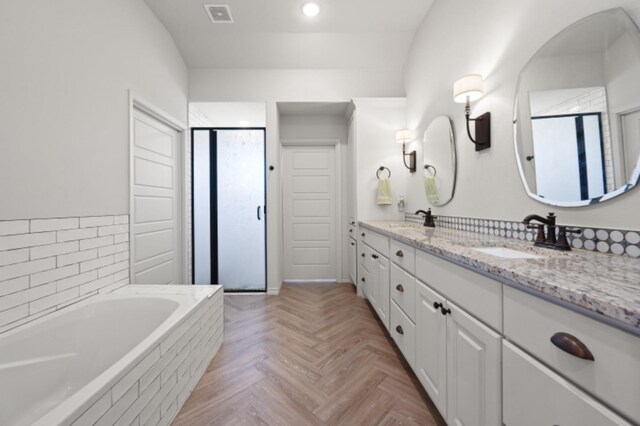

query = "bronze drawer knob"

[
  {"left": 396, "top": 250, "right": 404, "bottom": 257},
  {"left": 396, "top": 284, "right": 404, "bottom": 292},
  {"left": 395, "top": 325, "right": 404, "bottom": 335}
]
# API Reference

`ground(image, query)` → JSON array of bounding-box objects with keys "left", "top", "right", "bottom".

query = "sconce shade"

[
  {"left": 395, "top": 129, "right": 413, "bottom": 144},
  {"left": 453, "top": 74, "right": 484, "bottom": 103}
]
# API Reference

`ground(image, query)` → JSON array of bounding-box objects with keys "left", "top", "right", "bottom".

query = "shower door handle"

[{"left": 257, "top": 206, "right": 261, "bottom": 220}]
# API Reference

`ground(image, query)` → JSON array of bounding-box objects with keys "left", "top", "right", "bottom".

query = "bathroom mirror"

[
  {"left": 423, "top": 116, "right": 456, "bottom": 206},
  {"left": 514, "top": 8, "right": 640, "bottom": 206}
]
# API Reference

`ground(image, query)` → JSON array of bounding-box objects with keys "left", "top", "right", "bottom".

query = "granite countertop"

[{"left": 359, "top": 220, "right": 640, "bottom": 333}]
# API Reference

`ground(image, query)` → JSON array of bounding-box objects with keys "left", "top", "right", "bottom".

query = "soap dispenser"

[{"left": 398, "top": 196, "right": 406, "bottom": 213}]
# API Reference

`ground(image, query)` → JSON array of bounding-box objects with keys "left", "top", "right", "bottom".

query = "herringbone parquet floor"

[{"left": 172, "top": 283, "right": 446, "bottom": 426}]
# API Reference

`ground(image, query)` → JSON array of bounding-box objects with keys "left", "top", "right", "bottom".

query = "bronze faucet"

[
  {"left": 523, "top": 212, "right": 581, "bottom": 251},
  {"left": 415, "top": 209, "right": 436, "bottom": 228}
]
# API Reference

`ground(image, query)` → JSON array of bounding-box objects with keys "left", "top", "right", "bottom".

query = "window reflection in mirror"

[{"left": 514, "top": 8, "right": 640, "bottom": 206}]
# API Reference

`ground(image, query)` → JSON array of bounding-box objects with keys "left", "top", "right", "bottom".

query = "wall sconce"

[
  {"left": 396, "top": 129, "right": 416, "bottom": 172},
  {"left": 453, "top": 74, "right": 491, "bottom": 151}
]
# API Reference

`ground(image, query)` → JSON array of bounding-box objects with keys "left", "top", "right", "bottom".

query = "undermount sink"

[{"left": 471, "top": 247, "right": 544, "bottom": 259}]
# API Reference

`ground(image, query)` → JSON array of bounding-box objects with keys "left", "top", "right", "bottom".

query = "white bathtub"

[{"left": 0, "top": 285, "right": 223, "bottom": 426}]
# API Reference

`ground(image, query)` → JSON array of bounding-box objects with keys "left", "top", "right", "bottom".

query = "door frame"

[
  {"left": 280, "top": 139, "right": 342, "bottom": 282},
  {"left": 128, "top": 92, "right": 189, "bottom": 284},
  {"left": 191, "top": 127, "right": 268, "bottom": 292}
]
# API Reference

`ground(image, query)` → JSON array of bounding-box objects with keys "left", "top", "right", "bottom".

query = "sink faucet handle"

[{"left": 527, "top": 224, "right": 546, "bottom": 243}]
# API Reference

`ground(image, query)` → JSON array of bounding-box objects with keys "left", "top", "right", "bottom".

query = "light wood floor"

[{"left": 172, "top": 283, "right": 446, "bottom": 426}]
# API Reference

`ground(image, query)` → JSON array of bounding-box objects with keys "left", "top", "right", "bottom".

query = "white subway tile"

[
  {"left": 31, "top": 217, "right": 79, "bottom": 232},
  {"left": 115, "top": 377, "right": 160, "bottom": 426},
  {"left": 79, "top": 275, "right": 115, "bottom": 295},
  {"left": 0, "top": 220, "right": 29, "bottom": 236},
  {"left": 160, "top": 375, "right": 181, "bottom": 416},
  {"left": 0, "top": 257, "right": 55, "bottom": 282},
  {"left": 31, "top": 241, "right": 79, "bottom": 260},
  {"left": 0, "top": 304, "right": 29, "bottom": 327},
  {"left": 114, "top": 251, "right": 129, "bottom": 263},
  {"left": 29, "top": 287, "right": 79, "bottom": 314},
  {"left": 58, "top": 292, "right": 94, "bottom": 310},
  {"left": 80, "top": 236, "right": 114, "bottom": 251},
  {"left": 80, "top": 216, "right": 114, "bottom": 228},
  {"left": 140, "top": 406, "right": 160, "bottom": 426},
  {"left": 98, "top": 243, "right": 128, "bottom": 257},
  {"left": 114, "top": 233, "right": 129, "bottom": 244},
  {"left": 0, "top": 232, "right": 56, "bottom": 251},
  {"left": 57, "top": 270, "right": 98, "bottom": 291},
  {"left": 57, "top": 227, "right": 98, "bottom": 243},
  {"left": 95, "top": 382, "right": 138, "bottom": 426},
  {"left": 0, "top": 248, "right": 29, "bottom": 267},
  {"left": 0, "top": 276, "right": 29, "bottom": 297},
  {"left": 113, "top": 347, "right": 160, "bottom": 402},
  {"left": 114, "top": 215, "right": 129, "bottom": 225},
  {"left": 58, "top": 249, "right": 97, "bottom": 267},
  {"left": 70, "top": 391, "right": 111, "bottom": 426},
  {"left": 98, "top": 225, "right": 129, "bottom": 237},
  {"left": 112, "top": 268, "right": 129, "bottom": 282},
  {"left": 98, "top": 260, "right": 129, "bottom": 278},
  {"left": 31, "top": 264, "right": 79, "bottom": 287},
  {"left": 98, "top": 279, "right": 128, "bottom": 294},
  {"left": 80, "top": 255, "right": 114, "bottom": 273},
  {"left": 140, "top": 346, "right": 176, "bottom": 393},
  {"left": 0, "top": 283, "right": 55, "bottom": 312}
]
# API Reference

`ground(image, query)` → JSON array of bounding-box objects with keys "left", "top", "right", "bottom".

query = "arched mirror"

[
  {"left": 514, "top": 8, "right": 640, "bottom": 206},
  {"left": 423, "top": 116, "right": 456, "bottom": 206}
]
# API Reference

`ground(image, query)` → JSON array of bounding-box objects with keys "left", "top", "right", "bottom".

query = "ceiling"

[{"left": 144, "top": 0, "right": 433, "bottom": 69}]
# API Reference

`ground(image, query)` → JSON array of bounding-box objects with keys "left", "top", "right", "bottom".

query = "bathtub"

[{"left": 0, "top": 284, "right": 224, "bottom": 426}]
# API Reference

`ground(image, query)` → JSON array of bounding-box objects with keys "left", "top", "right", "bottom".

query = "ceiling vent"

[{"left": 204, "top": 4, "right": 234, "bottom": 23}]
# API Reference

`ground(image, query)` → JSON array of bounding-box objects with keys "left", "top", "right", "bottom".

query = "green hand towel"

[
  {"left": 425, "top": 176, "right": 440, "bottom": 205},
  {"left": 377, "top": 178, "right": 392, "bottom": 205}
]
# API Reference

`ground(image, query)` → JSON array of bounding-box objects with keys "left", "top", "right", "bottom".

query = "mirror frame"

[
  {"left": 423, "top": 116, "right": 457, "bottom": 207},
  {"left": 513, "top": 8, "right": 640, "bottom": 207}
]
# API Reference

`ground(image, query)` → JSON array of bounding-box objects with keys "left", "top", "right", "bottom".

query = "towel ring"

[
  {"left": 376, "top": 166, "right": 391, "bottom": 179},
  {"left": 424, "top": 164, "right": 437, "bottom": 177}
]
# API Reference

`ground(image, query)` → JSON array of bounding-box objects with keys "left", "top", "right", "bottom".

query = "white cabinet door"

[
  {"left": 348, "top": 238, "right": 357, "bottom": 285},
  {"left": 415, "top": 281, "right": 448, "bottom": 416},
  {"left": 376, "top": 254, "right": 390, "bottom": 330},
  {"left": 503, "top": 341, "right": 631, "bottom": 426},
  {"left": 447, "top": 301, "right": 501, "bottom": 426}
]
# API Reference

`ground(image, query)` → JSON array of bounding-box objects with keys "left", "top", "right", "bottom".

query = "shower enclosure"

[{"left": 191, "top": 128, "right": 266, "bottom": 292}]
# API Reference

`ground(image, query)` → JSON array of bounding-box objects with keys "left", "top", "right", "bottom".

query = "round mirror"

[
  {"left": 423, "top": 116, "right": 456, "bottom": 206},
  {"left": 514, "top": 8, "right": 640, "bottom": 206}
]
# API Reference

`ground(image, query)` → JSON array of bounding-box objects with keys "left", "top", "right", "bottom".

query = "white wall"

[
  {"left": 189, "top": 68, "right": 405, "bottom": 293},
  {"left": 0, "top": 0, "right": 188, "bottom": 220},
  {"left": 403, "top": 0, "right": 640, "bottom": 230}
]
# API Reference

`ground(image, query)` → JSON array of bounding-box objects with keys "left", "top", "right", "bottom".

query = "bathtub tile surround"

[
  {"left": 405, "top": 213, "right": 640, "bottom": 258},
  {"left": 0, "top": 215, "right": 130, "bottom": 331}
]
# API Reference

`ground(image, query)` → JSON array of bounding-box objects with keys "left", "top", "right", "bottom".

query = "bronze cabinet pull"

[
  {"left": 361, "top": 253, "right": 365, "bottom": 257},
  {"left": 361, "top": 277, "right": 365, "bottom": 282},
  {"left": 550, "top": 332, "right": 595, "bottom": 361},
  {"left": 396, "top": 284, "right": 404, "bottom": 292},
  {"left": 440, "top": 307, "right": 451, "bottom": 316},
  {"left": 371, "top": 254, "right": 379, "bottom": 259},
  {"left": 350, "top": 242, "right": 355, "bottom": 246},
  {"left": 361, "top": 232, "right": 366, "bottom": 237},
  {"left": 433, "top": 302, "right": 442, "bottom": 310},
  {"left": 396, "top": 250, "right": 404, "bottom": 257},
  {"left": 396, "top": 325, "right": 404, "bottom": 335},
  {"left": 349, "top": 229, "right": 353, "bottom": 233}
]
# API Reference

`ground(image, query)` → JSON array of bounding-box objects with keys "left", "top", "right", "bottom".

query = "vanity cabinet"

[
  {"left": 415, "top": 280, "right": 502, "bottom": 425},
  {"left": 359, "top": 229, "right": 390, "bottom": 330}
]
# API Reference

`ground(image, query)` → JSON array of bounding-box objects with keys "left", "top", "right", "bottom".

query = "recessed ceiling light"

[{"left": 302, "top": 2, "right": 321, "bottom": 17}]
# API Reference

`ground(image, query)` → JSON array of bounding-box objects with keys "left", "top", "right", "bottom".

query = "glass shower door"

[{"left": 192, "top": 128, "right": 266, "bottom": 292}]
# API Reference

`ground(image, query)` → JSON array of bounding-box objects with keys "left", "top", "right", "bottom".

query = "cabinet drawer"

[
  {"left": 504, "top": 286, "right": 640, "bottom": 422},
  {"left": 359, "top": 229, "right": 389, "bottom": 257},
  {"left": 390, "top": 263, "right": 416, "bottom": 322},
  {"left": 391, "top": 300, "right": 416, "bottom": 369},
  {"left": 415, "top": 249, "right": 502, "bottom": 331},
  {"left": 390, "top": 239, "right": 415, "bottom": 274},
  {"left": 503, "top": 341, "right": 631, "bottom": 426}
]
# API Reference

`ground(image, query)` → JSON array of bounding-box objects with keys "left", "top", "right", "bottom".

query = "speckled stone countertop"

[{"left": 359, "top": 220, "right": 640, "bottom": 334}]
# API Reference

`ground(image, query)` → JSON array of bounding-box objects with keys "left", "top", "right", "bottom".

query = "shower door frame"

[{"left": 190, "top": 127, "right": 268, "bottom": 292}]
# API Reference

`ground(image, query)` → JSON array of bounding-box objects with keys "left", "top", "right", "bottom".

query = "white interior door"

[
  {"left": 131, "top": 109, "right": 182, "bottom": 284},
  {"left": 282, "top": 145, "right": 337, "bottom": 281}
]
